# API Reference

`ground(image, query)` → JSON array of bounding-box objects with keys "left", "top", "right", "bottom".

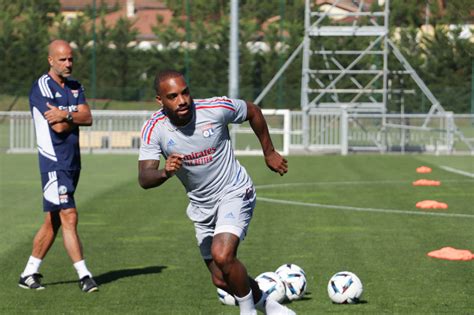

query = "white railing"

[
  {"left": 1, "top": 110, "right": 151, "bottom": 154},
  {"left": 1, "top": 110, "right": 473, "bottom": 155}
]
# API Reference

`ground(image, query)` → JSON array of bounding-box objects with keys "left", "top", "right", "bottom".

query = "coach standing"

[{"left": 19, "top": 40, "right": 98, "bottom": 293}]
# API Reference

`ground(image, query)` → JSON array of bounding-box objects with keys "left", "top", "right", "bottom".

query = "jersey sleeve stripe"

[
  {"left": 194, "top": 97, "right": 233, "bottom": 103},
  {"left": 194, "top": 98, "right": 235, "bottom": 108},
  {"left": 141, "top": 119, "right": 155, "bottom": 141},
  {"left": 42, "top": 75, "right": 53, "bottom": 98},
  {"left": 141, "top": 113, "right": 165, "bottom": 144},
  {"left": 145, "top": 118, "right": 163, "bottom": 144},
  {"left": 38, "top": 77, "right": 48, "bottom": 98},
  {"left": 38, "top": 75, "right": 53, "bottom": 98},
  {"left": 44, "top": 76, "right": 53, "bottom": 98},
  {"left": 141, "top": 111, "right": 164, "bottom": 136},
  {"left": 195, "top": 104, "right": 236, "bottom": 112}
]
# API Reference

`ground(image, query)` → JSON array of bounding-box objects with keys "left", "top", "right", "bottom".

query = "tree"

[
  {"left": 0, "top": 0, "right": 59, "bottom": 94},
  {"left": 419, "top": 25, "right": 473, "bottom": 112},
  {"left": 106, "top": 17, "right": 141, "bottom": 100},
  {"left": 55, "top": 14, "right": 93, "bottom": 87},
  {"left": 1, "top": 0, "right": 471, "bottom": 112}
]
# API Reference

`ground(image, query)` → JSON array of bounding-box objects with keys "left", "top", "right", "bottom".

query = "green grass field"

[{"left": 0, "top": 154, "right": 473, "bottom": 314}]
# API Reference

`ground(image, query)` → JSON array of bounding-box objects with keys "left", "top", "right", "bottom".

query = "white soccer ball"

[
  {"left": 217, "top": 288, "right": 237, "bottom": 306},
  {"left": 275, "top": 263, "right": 307, "bottom": 301},
  {"left": 255, "top": 272, "right": 287, "bottom": 303},
  {"left": 327, "top": 271, "right": 363, "bottom": 304}
]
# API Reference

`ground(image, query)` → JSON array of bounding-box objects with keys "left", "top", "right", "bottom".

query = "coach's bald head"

[
  {"left": 48, "top": 39, "right": 71, "bottom": 57},
  {"left": 48, "top": 39, "right": 73, "bottom": 81}
]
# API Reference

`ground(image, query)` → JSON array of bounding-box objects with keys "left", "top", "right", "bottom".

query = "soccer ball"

[
  {"left": 217, "top": 288, "right": 237, "bottom": 306},
  {"left": 327, "top": 271, "right": 363, "bottom": 304},
  {"left": 275, "top": 263, "right": 307, "bottom": 301},
  {"left": 255, "top": 272, "right": 287, "bottom": 303}
]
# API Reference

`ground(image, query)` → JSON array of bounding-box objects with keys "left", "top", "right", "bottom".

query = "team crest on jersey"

[
  {"left": 71, "top": 90, "right": 79, "bottom": 98},
  {"left": 201, "top": 124, "right": 215, "bottom": 138},
  {"left": 58, "top": 185, "right": 68, "bottom": 204}
]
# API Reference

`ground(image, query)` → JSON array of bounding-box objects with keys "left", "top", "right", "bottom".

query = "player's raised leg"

[
  {"left": 206, "top": 259, "right": 264, "bottom": 304},
  {"left": 211, "top": 232, "right": 257, "bottom": 315},
  {"left": 209, "top": 233, "right": 296, "bottom": 315}
]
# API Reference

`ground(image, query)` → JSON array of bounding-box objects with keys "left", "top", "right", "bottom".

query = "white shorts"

[{"left": 188, "top": 185, "right": 256, "bottom": 260}]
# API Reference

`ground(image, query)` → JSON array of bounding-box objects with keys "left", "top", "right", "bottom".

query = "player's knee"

[
  {"left": 212, "top": 251, "right": 235, "bottom": 271},
  {"left": 59, "top": 209, "right": 78, "bottom": 228}
]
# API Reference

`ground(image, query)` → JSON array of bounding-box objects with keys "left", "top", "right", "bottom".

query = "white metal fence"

[
  {"left": 1, "top": 110, "right": 473, "bottom": 155},
  {"left": 289, "top": 111, "right": 474, "bottom": 154}
]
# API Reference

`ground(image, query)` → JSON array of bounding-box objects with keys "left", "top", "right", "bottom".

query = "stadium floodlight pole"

[
  {"left": 229, "top": 0, "right": 239, "bottom": 99},
  {"left": 185, "top": 0, "right": 191, "bottom": 83},
  {"left": 91, "top": 0, "right": 97, "bottom": 109},
  {"left": 277, "top": 0, "right": 285, "bottom": 107},
  {"left": 300, "top": 0, "right": 311, "bottom": 149},
  {"left": 382, "top": 0, "right": 390, "bottom": 151}
]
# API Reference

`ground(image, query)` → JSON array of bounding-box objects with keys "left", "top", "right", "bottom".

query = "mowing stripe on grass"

[
  {"left": 258, "top": 197, "right": 474, "bottom": 219},
  {"left": 440, "top": 165, "right": 474, "bottom": 178}
]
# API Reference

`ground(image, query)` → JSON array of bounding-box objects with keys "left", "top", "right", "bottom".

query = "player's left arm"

[
  {"left": 44, "top": 103, "right": 93, "bottom": 133},
  {"left": 245, "top": 101, "right": 288, "bottom": 176}
]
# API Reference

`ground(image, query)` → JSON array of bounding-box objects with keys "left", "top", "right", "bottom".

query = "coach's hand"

[
  {"left": 265, "top": 150, "right": 288, "bottom": 176},
  {"left": 44, "top": 103, "right": 67, "bottom": 125},
  {"left": 165, "top": 153, "right": 184, "bottom": 178}
]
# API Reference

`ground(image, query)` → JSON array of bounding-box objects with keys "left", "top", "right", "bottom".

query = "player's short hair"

[{"left": 154, "top": 70, "right": 184, "bottom": 95}]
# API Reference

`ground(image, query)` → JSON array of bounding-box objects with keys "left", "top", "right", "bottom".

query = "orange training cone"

[
  {"left": 416, "top": 166, "right": 432, "bottom": 173},
  {"left": 412, "top": 179, "right": 441, "bottom": 186},
  {"left": 416, "top": 200, "right": 448, "bottom": 209},
  {"left": 427, "top": 247, "right": 474, "bottom": 261}
]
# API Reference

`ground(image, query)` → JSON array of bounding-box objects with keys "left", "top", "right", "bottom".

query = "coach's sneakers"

[
  {"left": 18, "top": 273, "right": 45, "bottom": 290},
  {"left": 79, "top": 276, "right": 98, "bottom": 293}
]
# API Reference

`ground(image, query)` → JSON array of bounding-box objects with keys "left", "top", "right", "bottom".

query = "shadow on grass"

[
  {"left": 94, "top": 265, "right": 167, "bottom": 285},
  {"left": 329, "top": 299, "right": 368, "bottom": 305},
  {"left": 44, "top": 265, "right": 167, "bottom": 286}
]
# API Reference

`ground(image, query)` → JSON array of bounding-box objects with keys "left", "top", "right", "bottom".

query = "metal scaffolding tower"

[
  {"left": 255, "top": 0, "right": 472, "bottom": 153},
  {"left": 298, "top": 0, "right": 467, "bottom": 151},
  {"left": 300, "top": 0, "right": 391, "bottom": 147}
]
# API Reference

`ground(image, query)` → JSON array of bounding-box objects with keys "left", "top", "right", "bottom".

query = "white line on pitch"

[
  {"left": 440, "top": 165, "right": 474, "bottom": 178},
  {"left": 255, "top": 178, "right": 473, "bottom": 190},
  {"left": 258, "top": 197, "right": 474, "bottom": 219},
  {"left": 256, "top": 180, "right": 405, "bottom": 189}
]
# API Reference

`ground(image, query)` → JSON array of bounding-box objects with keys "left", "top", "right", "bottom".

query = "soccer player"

[
  {"left": 19, "top": 40, "right": 98, "bottom": 293},
  {"left": 138, "top": 70, "right": 294, "bottom": 315}
]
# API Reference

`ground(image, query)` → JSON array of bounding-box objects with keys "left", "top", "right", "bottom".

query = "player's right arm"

[{"left": 138, "top": 153, "right": 184, "bottom": 189}]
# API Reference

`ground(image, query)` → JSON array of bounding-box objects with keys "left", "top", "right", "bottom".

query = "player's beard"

[{"left": 166, "top": 103, "right": 194, "bottom": 127}]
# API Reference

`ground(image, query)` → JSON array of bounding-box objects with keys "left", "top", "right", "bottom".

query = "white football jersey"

[{"left": 139, "top": 97, "right": 254, "bottom": 218}]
